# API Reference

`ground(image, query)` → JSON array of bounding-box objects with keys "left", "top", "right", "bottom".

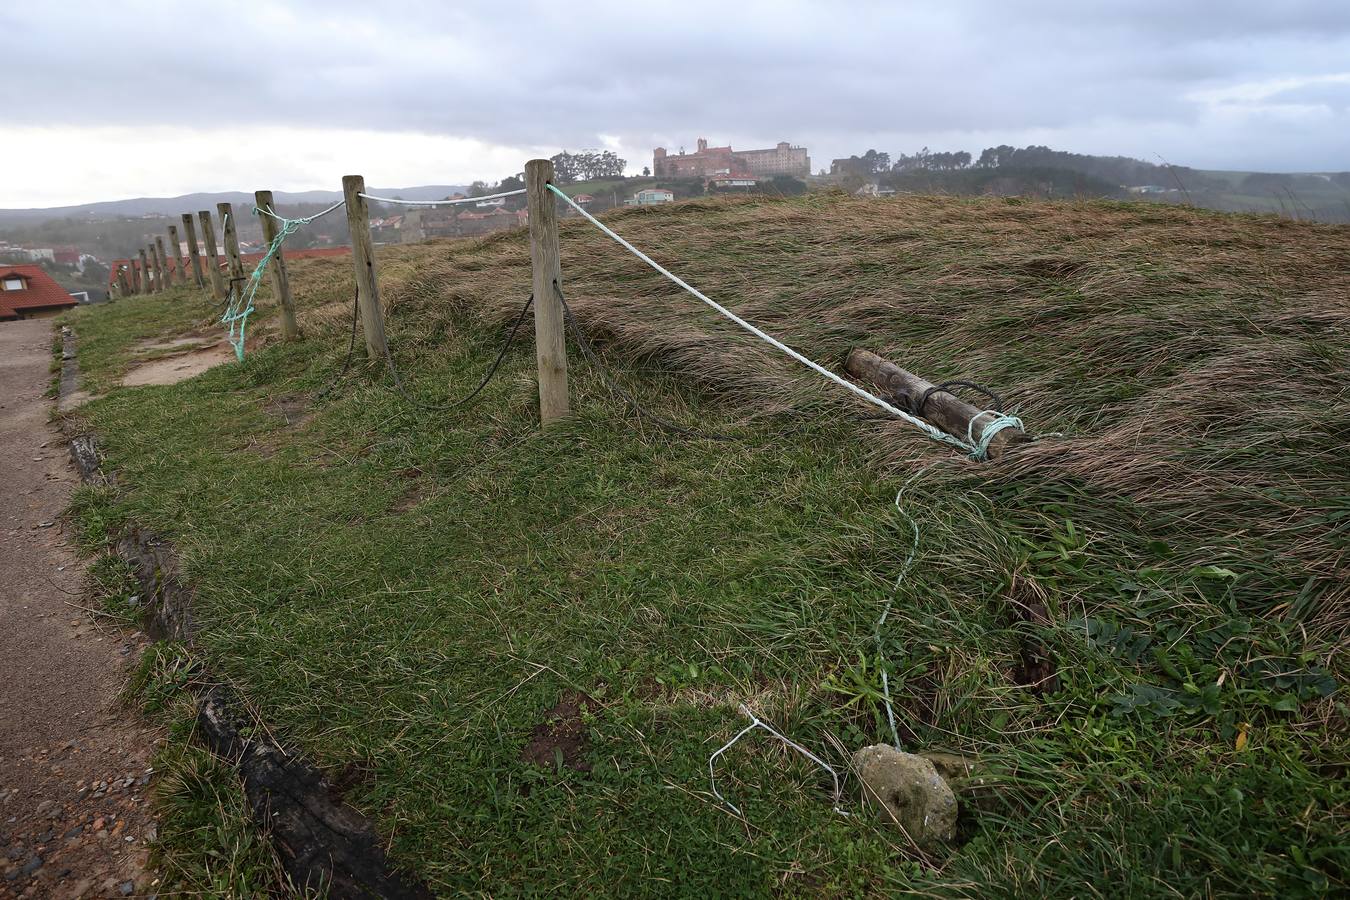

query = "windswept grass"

[{"left": 66, "top": 193, "right": 1346, "bottom": 897}]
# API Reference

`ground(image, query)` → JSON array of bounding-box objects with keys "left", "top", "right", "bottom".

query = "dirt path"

[{"left": 0, "top": 319, "right": 160, "bottom": 898}]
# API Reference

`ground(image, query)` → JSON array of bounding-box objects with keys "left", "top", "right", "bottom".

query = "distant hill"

[{"left": 0, "top": 185, "right": 471, "bottom": 226}]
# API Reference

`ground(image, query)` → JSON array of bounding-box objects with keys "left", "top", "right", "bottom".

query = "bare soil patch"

[
  {"left": 521, "top": 691, "right": 599, "bottom": 773},
  {"left": 121, "top": 341, "right": 234, "bottom": 387}
]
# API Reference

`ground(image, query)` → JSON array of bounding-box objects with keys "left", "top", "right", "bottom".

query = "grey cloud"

[{"left": 4, "top": 0, "right": 1350, "bottom": 171}]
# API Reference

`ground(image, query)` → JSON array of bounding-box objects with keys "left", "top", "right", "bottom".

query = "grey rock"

[
  {"left": 63, "top": 825, "right": 83, "bottom": 840},
  {"left": 119, "top": 880, "right": 134, "bottom": 895},
  {"left": 6, "top": 845, "right": 24, "bottom": 860},
  {"left": 34, "top": 830, "right": 51, "bottom": 844},
  {"left": 21, "top": 854, "right": 42, "bottom": 875},
  {"left": 852, "top": 744, "right": 958, "bottom": 847}
]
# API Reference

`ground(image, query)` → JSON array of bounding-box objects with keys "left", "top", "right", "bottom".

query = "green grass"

[{"left": 66, "top": 193, "right": 1347, "bottom": 897}]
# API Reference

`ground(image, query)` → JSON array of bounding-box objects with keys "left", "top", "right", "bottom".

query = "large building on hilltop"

[{"left": 653, "top": 138, "right": 810, "bottom": 179}]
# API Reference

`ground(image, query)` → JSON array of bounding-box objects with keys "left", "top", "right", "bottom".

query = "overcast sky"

[{"left": 4, "top": 0, "right": 1349, "bottom": 207}]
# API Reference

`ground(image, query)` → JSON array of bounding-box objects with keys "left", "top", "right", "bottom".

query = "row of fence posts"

[{"left": 113, "top": 160, "right": 569, "bottom": 425}]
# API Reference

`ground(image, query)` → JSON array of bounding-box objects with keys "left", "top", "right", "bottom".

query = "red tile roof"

[{"left": 0, "top": 265, "right": 77, "bottom": 319}]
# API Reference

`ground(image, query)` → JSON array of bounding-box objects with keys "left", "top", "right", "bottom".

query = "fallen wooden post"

[{"left": 845, "top": 349, "right": 1027, "bottom": 459}]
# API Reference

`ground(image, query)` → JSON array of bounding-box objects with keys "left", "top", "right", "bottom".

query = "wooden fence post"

[
  {"left": 137, "top": 250, "right": 150, "bottom": 294},
  {"left": 199, "top": 210, "right": 225, "bottom": 300},
  {"left": 340, "top": 175, "right": 389, "bottom": 361},
  {"left": 217, "top": 202, "right": 245, "bottom": 301},
  {"left": 167, "top": 225, "right": 182, "bottom": 285},
  {"left": 525, "top": 158, "right": 569, "bottom": 424},
  {"left": 181, "top": 213, "right": 205, "bottom": 287},
  {"left": 255, "top": 190, "right": 300, "bottom": 341},
  {"left": 152, "top": 240, "right": 167, "bottom": 293},
  {"left": 116, "top": 265, "right": 130, "bottom": 299}
]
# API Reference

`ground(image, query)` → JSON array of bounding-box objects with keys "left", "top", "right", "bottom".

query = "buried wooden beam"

[{"left": 845, "top": 348, "right": 1027, "bottom": 459}]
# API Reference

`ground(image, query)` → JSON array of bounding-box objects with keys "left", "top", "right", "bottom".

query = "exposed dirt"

[
  {"left": 0, "top": 319, "right": 162, "bottom": 898},
  {"left": 521, "top": 691, "right": 599, "bottom": 772},
  {"left": 120, "top": 341, "right": 233, "bottom": 388},
  {"left": 265, "top": 395, "right": 313, "bottom": 429}
]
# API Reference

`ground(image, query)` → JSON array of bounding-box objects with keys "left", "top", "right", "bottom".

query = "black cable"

[
  {"left": 911, "top": 379, "right": 1004, "bottom": 417},
  {"left": 379, "top": 292, "right": 536, "bottom": 412},
  {"left": 553, "top": 281, "right": 729, "bottom": 441},
  {"left": 315, "top": 288, "right": 360, "bottom": 401}
]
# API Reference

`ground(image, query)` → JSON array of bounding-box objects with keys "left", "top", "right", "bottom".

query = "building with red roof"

[{"left": 0, "top": 265, "right": 78, "bottom": 320}]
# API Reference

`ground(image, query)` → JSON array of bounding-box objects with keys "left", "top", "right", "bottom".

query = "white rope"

[
  {"left": 255, "top": 199, "right": 346, "bottom": 223},
  {"left": 709, "top": 704, "right": 848, "bottom": 817},
  {"left": 357, "top": 188, "right": 525, "bottom": 207},
  {"left": 545, "top": 184, "right": 974, "bottom": 453}
]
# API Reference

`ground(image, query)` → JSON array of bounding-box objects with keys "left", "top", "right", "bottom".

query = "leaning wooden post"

[
  {"left": 116, "top": 265, "right": 130, "bottom": 299},
  {"left": 340, "top": 175, "right": 389, "bottom": 361},
  {"left": 199, "top": 210, "right": 225, "bottom": 300},
  {"left": 845, "top": 349, "right": 1028, "bottom": 459},
  {"left": 166, "top": 225, "right": 182, "bottom": 285},
  {"left": 217, "top": 202, "right": 246, "bottom": 301},
  {"left": 152, "top": 241, "right": 167, "bottom": 293},
  {"left": 137, "top": 250, "right": 150, "bottom": 294},
  {"left": 181, "top": 213, "right": 205, "bottom": 287},
  {"left": 525, "top": 158, "right": 569, "bottom": 424},
  {"left": 255, "top": 190, "right": 300, "bottom": 341}
]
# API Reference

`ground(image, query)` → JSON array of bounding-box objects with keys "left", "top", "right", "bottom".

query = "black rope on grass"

[
  {"left": 553, "top": 281, "right": 729, "bottom": 441},
  {"left": 912, "top": 380, "right": 1004, "bottom": 417},
  {"left": 380, "top": 291, "right": 535, "bottom": 412},
  {"left": 315, "top": 288, "right": 360, "bottom": 401}
]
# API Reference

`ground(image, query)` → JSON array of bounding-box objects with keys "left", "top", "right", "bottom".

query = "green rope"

[
  {"left": 221, "top": 201, "right": 344, "bottom": 361},
  {"left": 967, "top": 411, "right": 1025, "bottom": 461}
]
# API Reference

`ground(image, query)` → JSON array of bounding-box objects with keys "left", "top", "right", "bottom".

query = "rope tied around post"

[{"left": 220, "top": 200, "right": 346, "bottom": 360}]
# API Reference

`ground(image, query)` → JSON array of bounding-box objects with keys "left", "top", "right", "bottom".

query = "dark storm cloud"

[{"left": 6, "top": 0, "right": 1350, "bottom": 171}]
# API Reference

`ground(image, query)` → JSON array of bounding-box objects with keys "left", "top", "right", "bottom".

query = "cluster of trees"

[
  {"left": 832, "top": 144, "right": 1207, "bottom": 188},
  {"left": 549, "top": 150, "right": 628, "bottom": 184}
]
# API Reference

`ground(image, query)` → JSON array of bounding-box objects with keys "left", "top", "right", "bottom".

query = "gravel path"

[{"left": 0, "top": 318, "right": 160, "bottom": 898}]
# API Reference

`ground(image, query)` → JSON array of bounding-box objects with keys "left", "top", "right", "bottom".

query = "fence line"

[{"left": 114, "top": 163, "right": 1043, "bottom": 820}]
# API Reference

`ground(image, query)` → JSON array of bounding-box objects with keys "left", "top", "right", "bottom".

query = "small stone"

[
  {"left": 35, "top": 830, "right": 52, "bottom": 844},
  {"left": 20, "top": 855, "right": 42, "bottom": 875},
  {"left": 6, "top": 845, "right": 24, "bottom": 861},
  {"left": 63, "top": 825, "right": 83, "bottom": 840},
  {"left": 119, "top": 881, "right": 134, "bottom": 896},
  {"left": 852, "top": 744, "right": 958, "bottom": 847},
  {"left": 92, "top": 818, "right": 104, "bottom": 831}
]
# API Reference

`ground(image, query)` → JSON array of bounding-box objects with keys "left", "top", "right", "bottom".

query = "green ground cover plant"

[{"left": 63, "top": 192, "right": 1346, "bottom": 897}]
